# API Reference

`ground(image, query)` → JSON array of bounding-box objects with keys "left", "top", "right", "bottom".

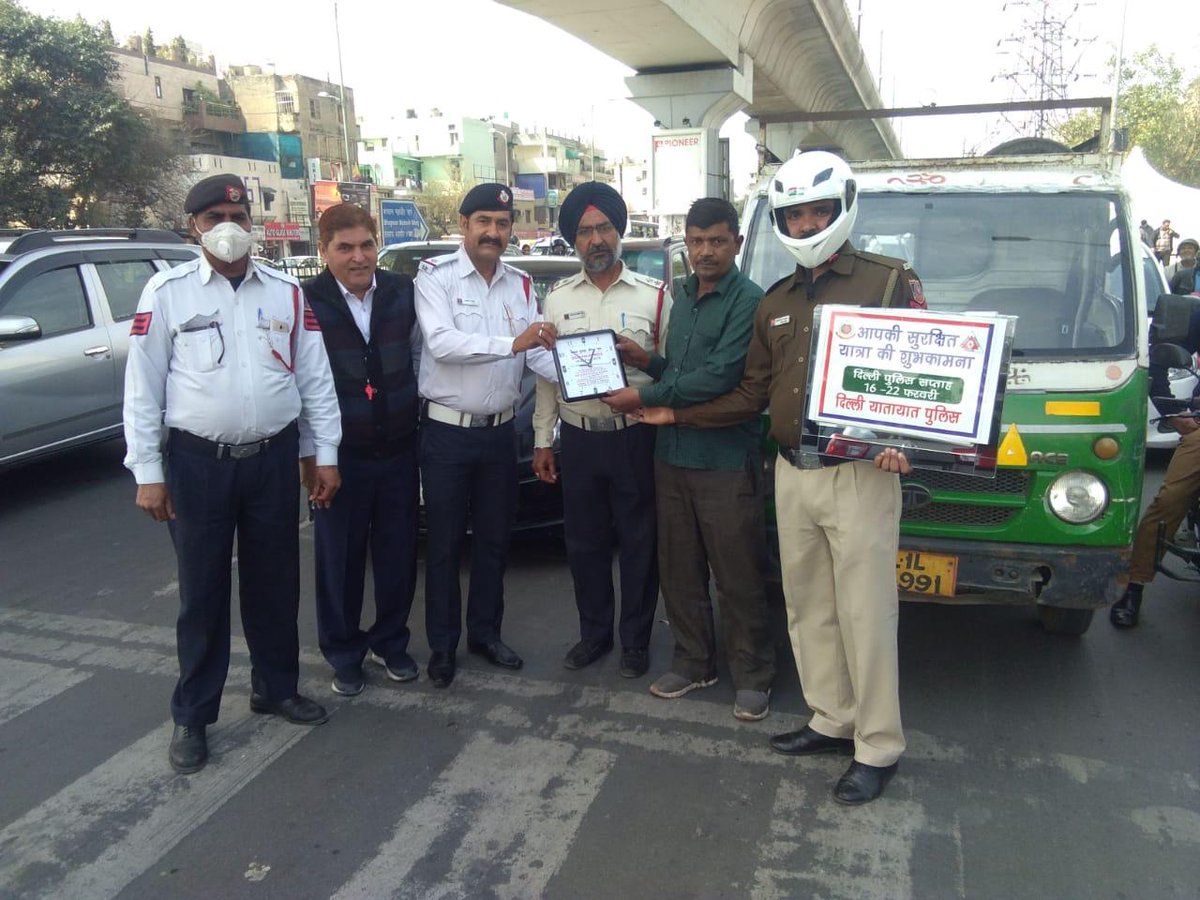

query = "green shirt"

[{"left": 640, "top": 264, "right": 763, "bottom": 471}]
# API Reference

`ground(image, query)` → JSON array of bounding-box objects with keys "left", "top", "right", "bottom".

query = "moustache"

[{"left": 479, "top": 237, "right": 502, "bottom": 247}]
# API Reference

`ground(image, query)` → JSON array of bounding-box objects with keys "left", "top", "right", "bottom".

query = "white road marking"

[
  {"left": 0, "top": 694, "right": 312, "bottom": 900},
  {"left": 0, "top": 658, "right": 90, "bottom": 726},
  {"left": 333, "top": 732, "right": 613, "bottom": 900},
  {"left": 752, "top": 777, "right": 965, "bottom": 900},
  {"left": 1130, "top": 806, "right": 1200, "bottom": 845}
]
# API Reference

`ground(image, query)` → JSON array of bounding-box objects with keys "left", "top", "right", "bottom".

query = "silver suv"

[{"left": 0, "top": 229, "right": 200, "bottom": 468}]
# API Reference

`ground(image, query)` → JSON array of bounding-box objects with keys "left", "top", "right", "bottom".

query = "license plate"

[{"left": 896, "top": 550, "right": 957, "bottom": 597}]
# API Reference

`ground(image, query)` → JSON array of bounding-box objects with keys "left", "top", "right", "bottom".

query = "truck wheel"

[{"left": 1037, "top": 606, "right": 1095, "bottom": 636}]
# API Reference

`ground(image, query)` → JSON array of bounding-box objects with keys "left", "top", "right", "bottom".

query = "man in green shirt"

[{"left": 604, "top": 198, "right": 775, "bottom": 721}]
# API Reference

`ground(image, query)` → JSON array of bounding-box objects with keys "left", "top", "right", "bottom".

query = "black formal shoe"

[
  {"left": 564, "top": 638, "right": 613, "bottom": 670},
  {"left": 619, "top": 647, "right": 649, "bottom": 679},
  {"left": 769, "top": 725, "right": 854, "bottom": 757},
  {"left": 169, "top": 724, "right": 208, "bottom": 774},
  {"left": 467, "top": 639, "right": 524, "bottom": 670},
  {"left": 1110, "top": 588, "right": 1142, "bottom": 629},
  {"left": 833, "top": 760, "right": 899, "bottom": 805},
  {"left": 428, "top": 650, "right": 457, "bottom": 687},
  {"left": 249, "top": 693, "right": 329, "bottom": 725}
]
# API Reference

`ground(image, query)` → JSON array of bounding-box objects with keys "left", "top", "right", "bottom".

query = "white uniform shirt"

[
  {"left": 414, "top": 245, "right": 557, "bottom": 415},
  {"left": 337, "top": 274, "right": 376, "bottom": 342},
  {"left": 532, "top": 262, "right": 669, "bottom": 447},
  {"left": 123, "top": 256, "right": 342, "bottom": 484}
]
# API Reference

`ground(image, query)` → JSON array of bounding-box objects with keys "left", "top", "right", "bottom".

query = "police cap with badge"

[
  {"left": 185, "top": 174, "right": 252, "bottom": 215},
  {"left": 460, "top": 182, "right": 513, "bottom": 217}
]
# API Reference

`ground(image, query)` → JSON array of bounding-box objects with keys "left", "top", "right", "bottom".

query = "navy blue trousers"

[
  {"left": 166, "top": 423, "right": 300, "bottom": 726},
  {"left": 560, "top": 421, "right": 658, "bottom": 649},
  {"left": 313, "top": 440, "right": 419, "bottom": 675},
  {"left": 419, "top": 419, "right": 517, "bottom": 653}
]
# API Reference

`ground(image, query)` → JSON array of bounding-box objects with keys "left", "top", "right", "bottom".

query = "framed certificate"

[{"left": 553, "top": 329, "right": 628, "bottom": 402}]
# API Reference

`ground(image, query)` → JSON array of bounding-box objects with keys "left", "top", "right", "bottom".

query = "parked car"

[
  {"left": 0, "top": 229, "right": 201, "bottom": 468},
  {"left": 251, "top": 256, "right": 281, "bottom": 270},
  {"left": 277, "top": 255, "right": 322, "bottom": 279},
  {"left": 377, "top": 241, "right": 462, "bottom": 278}
]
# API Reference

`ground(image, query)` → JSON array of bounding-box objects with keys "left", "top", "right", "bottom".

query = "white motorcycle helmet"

[{"left": 769, "top": 150, "right": 858, "bottom": 269}]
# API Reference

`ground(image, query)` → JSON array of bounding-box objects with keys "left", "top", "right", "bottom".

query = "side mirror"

[
  {"left": 1149, "top": 341, "right": 1194, "bottom": 370},
  {"left": 0, "top": 315, "right": 42, "bottom": 342}
]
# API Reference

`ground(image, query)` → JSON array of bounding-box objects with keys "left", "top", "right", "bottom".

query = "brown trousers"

[
  {"left": 655, "top": 460, "right": 775, "bottom": 691},
  {"left": 1130, "top": 428, "right": 1200, "bottom": 583}
]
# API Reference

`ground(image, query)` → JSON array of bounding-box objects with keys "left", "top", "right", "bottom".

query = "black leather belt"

[
  {"left": 170, "top": 422, "right": 295, "bottom": 460},
  {"left": 778, "top": 444, "right": 851, "bottom": 470}
]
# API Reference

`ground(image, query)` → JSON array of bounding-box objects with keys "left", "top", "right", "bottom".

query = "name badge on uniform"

[
  {"left": 771, "top": 315, "right": 792, "bottom": 327},
  {"left": 563, "top": 311, "right": 586, "bottom": 321},
  {"left": 270, "top": 318, "right": 289, "bottom": 333},
  {"left": 455, "top": 296, "right": 481, "bottom": 308}
]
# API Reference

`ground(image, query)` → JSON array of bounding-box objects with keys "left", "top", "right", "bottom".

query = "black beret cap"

[
  {"left": 558, "top": 181, "right": 627, "bottom": 247},
  {"left": 185, "top": 174, "right": 252, "bottom": 215},
  {"left": 459, "top": 182, "right": 514, "bottom": 217}
]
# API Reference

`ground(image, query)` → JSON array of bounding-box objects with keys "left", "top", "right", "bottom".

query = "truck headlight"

[{"left": 1047, "top": 470, "right": 1108, "bottom": 524}]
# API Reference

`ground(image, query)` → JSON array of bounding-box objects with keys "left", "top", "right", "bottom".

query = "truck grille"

[{"left": 900, "top": 470, "right": 1030, "bottom": 526}]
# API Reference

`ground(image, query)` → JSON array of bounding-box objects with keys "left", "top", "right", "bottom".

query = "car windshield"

[
  {"left": 379, "top": 246, "right": 448, "bottom": 278},
  {"left": 622, "top": 248, "right": 666, "bottom": 282},
  {"left": 744, "top": 191, "right": 1136, "bottom": 358}
]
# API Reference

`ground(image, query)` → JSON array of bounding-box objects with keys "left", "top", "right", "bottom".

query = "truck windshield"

[{"left": 745, "top": 191, "right": 1136, "bottom": 358}]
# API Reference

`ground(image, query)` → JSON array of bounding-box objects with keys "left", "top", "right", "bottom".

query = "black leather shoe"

[
  {"left": 428, "top": 650, "right": 457, "bottom": 687},
  {"left": 619, "top": 647, "right": 649, "bottom": 678},
  {"left": 468, "top": 639, "right": 523, "bottom": 670},
  {"left": 1110, "top": 589, "right": 1142, "bottom": 628},
  {"left": 833, "top": 760, "right": 898, "bottom": 805},
  {"left": 249, "top": 693, "right": 329, "bottom": 725},
  {"left": 564, "top": 638, "right": 613, "bottom": 670},
  {"left": 769, "top": 725, "right": 854, "bottom": 756},
  {"left": 169, "top": 724, "right": 208, "bottom": 774}
]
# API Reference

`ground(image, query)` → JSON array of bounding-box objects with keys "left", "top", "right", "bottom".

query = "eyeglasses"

[
  {"left": 575, "top": 222, "right": 616, "bottom": 241},
  {"left": 684, "top": 236, "right": 734, "bottom": 250}
]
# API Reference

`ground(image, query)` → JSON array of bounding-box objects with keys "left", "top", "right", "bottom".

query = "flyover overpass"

[{"left": 499, "top": 0, "right": 901, "bottom": 165}]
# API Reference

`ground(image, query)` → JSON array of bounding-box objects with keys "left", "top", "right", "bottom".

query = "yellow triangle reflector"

[
  {"left": 1045, "top": 401, "right": 1100, "bottom": 416},
  {"left": 997, "top": 423, "right": 1027, "bottom": 467}
]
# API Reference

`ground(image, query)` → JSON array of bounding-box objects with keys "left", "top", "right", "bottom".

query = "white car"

[{"left": 1141, "top": 248, "right": 1197, "bottom": 450}]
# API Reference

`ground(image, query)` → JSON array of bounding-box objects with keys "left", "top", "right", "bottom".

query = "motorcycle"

[{"left": 1148, "top": 340, "right": 1200, "bottom": 582}]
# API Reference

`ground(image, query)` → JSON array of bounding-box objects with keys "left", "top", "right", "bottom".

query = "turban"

[
  {"left": 185, "top": 175, "right": 251, "bottom": 215},
  {"left": 459, "top": 182, "right": 514, "bottom": 217},
  {"left": 558, "top": 181, "right": 627, "bottom": 246}
]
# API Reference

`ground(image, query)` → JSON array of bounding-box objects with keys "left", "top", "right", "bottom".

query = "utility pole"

[{"left": 334, "top": 2, "right": 351, "bottom": 178}]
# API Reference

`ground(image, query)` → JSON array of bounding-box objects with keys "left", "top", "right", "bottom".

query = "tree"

[
  {"left": 97, "top": 18, "right": 114, "bottom": 45},
  {"left": 0, "top": 3, "right": 188, "bottom": 227},
  {"left": 415, "top": 181, "right": 466, "bottom": 238},
  {"left": 142, "top": 27, "right": 156, "bottom": 58},
  {"left": 1053, "top": 47, "right": 1200, "bottom": 187},
  {"left": 169, "top": 35, "right": 190, "bottom": 65}
]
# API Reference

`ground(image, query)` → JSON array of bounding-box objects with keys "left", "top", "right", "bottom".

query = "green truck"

[{"left": 740, "top": 148, "right": 1151, "bottom": 635}]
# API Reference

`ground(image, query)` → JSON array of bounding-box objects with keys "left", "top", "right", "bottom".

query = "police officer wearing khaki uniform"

[
  {"left": 533, "top": 182, "right": 670, "bottom": 679},
  {"left": 639, "top": 152, "right": 924, "bottom": 804},
  {"left": 123, "top": 174, "right": 342, "bottom": 774}
]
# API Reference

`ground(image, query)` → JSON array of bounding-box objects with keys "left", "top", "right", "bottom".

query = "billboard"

[
  {"left": 312, "top": 181, "right": 375, "bottom": 219},
  {"left": 650, "top": 129, "right": 706, "bottom": 216}
]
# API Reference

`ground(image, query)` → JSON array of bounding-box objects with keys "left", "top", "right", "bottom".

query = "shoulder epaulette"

[
  {"left": 632, "top": 272, "right": 664, "bottom": 289},
  {"left": 148, "top": 258, "right": 199, "bottom": 290},
  {"left": 764, "top": 272, "right": 794, "bottom": 295}
]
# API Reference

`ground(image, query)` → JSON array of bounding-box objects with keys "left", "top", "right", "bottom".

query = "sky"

[{"left": 14, "top": 0, "right": 1197, "bottom": 193}]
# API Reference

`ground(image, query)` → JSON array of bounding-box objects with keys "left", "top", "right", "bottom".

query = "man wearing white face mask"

[{"left": 123, "top": 174, "right": 342, "bottom": 775}]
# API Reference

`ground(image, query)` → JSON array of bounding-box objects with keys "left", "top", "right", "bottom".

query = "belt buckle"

[
  {"left": 590, "top": 417, "right": 615, "bottom": 432},
  {"left": 228, "top": 442, "right": 261, "bottom": 459},
  {"left": 798, "top": 450, "right": 822, "bottom": 470},
  {"left": 468, "top": 414, "right": 491, "bottom": 428}
]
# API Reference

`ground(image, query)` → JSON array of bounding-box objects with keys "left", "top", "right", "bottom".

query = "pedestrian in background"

[
  {"left": 603, "top": 197, "right": 775, "bottom": 720},
  {"left": 414, "top": 183, "right": 559, "bottom": 688},
  {"left": 1154, "top": 219, "right": 1179, "bottom": 267},
  {"left": 532, "top": 181, "right": 669, "bottom": 680},
  {"left": 123, "top": 174, "right": 342, "bottom": 774},
  {"left": 638, "top": 151, "right": 924, "bottom": 804},
  {"left": 302, "top": 202, "right": 421, "bottom": 697}
]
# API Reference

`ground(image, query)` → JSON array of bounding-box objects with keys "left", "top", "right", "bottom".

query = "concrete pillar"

[
  {"left": 626, "top": 62, "right": 751, "bottom": 214},
  {"left": 747, "top": 121, "right": 845, "bottom": 169}
]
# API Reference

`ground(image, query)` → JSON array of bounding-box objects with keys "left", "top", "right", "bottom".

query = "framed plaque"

[{"left": 553, "top": 329, "right": 628, "bottom": 402}]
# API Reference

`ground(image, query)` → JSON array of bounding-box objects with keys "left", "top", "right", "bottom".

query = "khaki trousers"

[
  {"left": 774, "top": 456, "right": 905, "bottom": 767},
  {"left": 1130, "top": 427, "right": 1200, "bottom": 583}
]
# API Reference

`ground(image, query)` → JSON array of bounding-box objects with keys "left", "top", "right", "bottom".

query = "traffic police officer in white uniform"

[
  {"left": 532, "top": 181, "right": 670, "bottom": 679},
  {"left": 415, "top": 182, "right": 558, "bottom": 688},
  {"left": 123, "top": 174, "right": 342, "bottom": 774}
]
